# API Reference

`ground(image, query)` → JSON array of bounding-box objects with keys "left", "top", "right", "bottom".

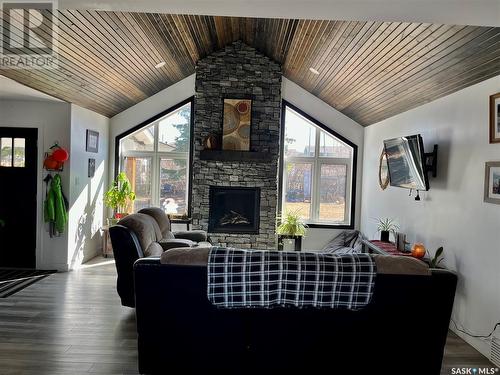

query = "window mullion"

[{"left": 152, "top": 123, "right": 159, "bottom": 207}]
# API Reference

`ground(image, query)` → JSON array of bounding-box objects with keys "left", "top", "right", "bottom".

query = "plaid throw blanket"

[{"left": 207, "top": 247, "right": 376, "bottom": 310}]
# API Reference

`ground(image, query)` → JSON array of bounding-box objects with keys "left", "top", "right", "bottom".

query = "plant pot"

[
  {"left": 114, "top": 212, "right": 129, "bottom": 220},
  {"left": 380, "top": 230, "right": 390, "bottom": 242},
  {"left": 107, "top": 217, "right": 119, "bottom": 226}
]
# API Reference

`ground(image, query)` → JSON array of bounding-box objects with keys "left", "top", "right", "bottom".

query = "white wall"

[
  {"left": 0, "top": 100, "right": 109, "bottom": 271},
  {"left": 0, "top": 100, "right": 72, "bottom": 271},
  {"left": 282, "top": 78, "right": 364, "bottom": 249},
  {"left": 361, "top": 75, "right": 500, "bottom": 357},
  {"left": 109, "top": 75, "right": 364, "bottom": 250},
  {"left": 68, "top": 104, "right": 109, "bottom": 268},
  {"left": 60, "top": 0, "right": 500, "bottom": 27}
]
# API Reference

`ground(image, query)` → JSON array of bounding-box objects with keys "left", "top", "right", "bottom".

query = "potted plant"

[
  {"left": 376, "top": 217, "right": 399, "bottom": 242},
  {"left": 104, "top": 172, "right": 136, "bottom": 225},
  {"left": 429, "top": 246, "right": 444, "bottom": 268},
  {"left": 277, "top": 210, "right": 308, "bottom": 240}
]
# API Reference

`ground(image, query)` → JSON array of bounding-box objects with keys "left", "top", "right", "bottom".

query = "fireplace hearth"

[{"left": 208, "top": 186, "right": 260, "bottom": 234}]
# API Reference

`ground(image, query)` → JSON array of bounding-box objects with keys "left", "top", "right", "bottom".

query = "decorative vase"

[
  {"left": 380, "top": 230, "right": 390, "bottom": 242},
  {"left": 203, "top": 134, "right": 219, "bottom": 150}
]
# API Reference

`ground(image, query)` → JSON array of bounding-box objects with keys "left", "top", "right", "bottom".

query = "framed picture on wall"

[
  {"left": 222, "top": 98, "right": 252, "bottom": 151},
  {"left": 484, "top": 161, "right": 500, "bottom": 204},
  {"left": 88, "top": 158, "right": 95, "bottom": 178},
  {"left": 489, "top": 92, "right": 500, "bottom": 143},
  {"left": 86, "top": 130, "right": 99, "bottom": 153}
]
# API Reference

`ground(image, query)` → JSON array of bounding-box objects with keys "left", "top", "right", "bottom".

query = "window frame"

[
  {"left": 114, "top": 97, "right": 194, "bottom": 215},
  {"left": 278, "top": 100, "right": 358, "bottom": 229}
]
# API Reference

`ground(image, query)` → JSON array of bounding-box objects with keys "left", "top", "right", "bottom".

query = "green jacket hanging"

[{"left": 44, "top": 174, "right": 68, "bottom": 235}]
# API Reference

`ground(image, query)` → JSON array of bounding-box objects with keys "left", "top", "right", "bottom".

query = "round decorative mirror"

[{"left": 379, "top": 149, "right": 389, "bottom": 190}]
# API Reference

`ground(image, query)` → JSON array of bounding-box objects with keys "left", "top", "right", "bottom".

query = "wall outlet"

[{"left": 491, "top": 330, "right": 500, "bottom": 368}]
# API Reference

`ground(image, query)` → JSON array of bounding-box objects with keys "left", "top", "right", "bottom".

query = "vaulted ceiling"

[{"left": 1, "top": 10, "right": 500, "bottom": 125}]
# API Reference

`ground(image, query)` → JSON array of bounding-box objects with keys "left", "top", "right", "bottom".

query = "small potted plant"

[
  {"left": 429, "top": 247, "right": 445, "bottom": 268},
  {"left": 277, "top": 210, "right": 308, "bottom": 250},
  {"left": 104, "top": 172, "right": 136, "bottom": 225},
  {"left": 277, "top": 210, "right": 308, "bottom": 237},
  {"left": 376, "top": 217, "right": 399, "bottom": 242}
]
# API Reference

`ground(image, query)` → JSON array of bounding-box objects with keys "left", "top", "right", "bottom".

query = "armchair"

[{"left": 138, "top": 207, "right": 210, "bottom": 248}]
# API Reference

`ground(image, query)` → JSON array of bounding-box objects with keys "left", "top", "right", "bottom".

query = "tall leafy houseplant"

[
  {"left": 277, "top": 211, "right": 308, "bottom": 237},
  {"left": 376, "top": 217, "right": 400, "bottom": 242},
  {"left": 104, "top": 172, "right": 136, "bottom": 223}
]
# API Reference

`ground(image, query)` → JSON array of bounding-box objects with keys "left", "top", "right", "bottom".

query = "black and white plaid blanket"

[{"left": 207, "top": 247, "right": 376, "bottom": 310}]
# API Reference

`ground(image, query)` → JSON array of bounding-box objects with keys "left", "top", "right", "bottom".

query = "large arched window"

[
  {"left": 116, "top": 99, "right": 193, "bottom": 215},
  {"left": 280, "top": 101, "right": 357, "bottom": 228}
]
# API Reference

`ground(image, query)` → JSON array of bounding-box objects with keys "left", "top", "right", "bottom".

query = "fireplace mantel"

[{"left": 199, "top": 150, "right": 273, "bottom": 163}]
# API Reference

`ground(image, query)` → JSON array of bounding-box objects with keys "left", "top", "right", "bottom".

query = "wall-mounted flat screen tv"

[{"left": 383, "top": 134, "right": 429, "bottom": 191}]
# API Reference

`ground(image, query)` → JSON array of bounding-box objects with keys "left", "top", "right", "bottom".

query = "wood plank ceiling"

[{"left": 1, "top": 10, "right": 500, "bottom": 125}]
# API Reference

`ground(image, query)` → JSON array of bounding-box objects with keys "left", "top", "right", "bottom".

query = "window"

[
  {"left": 1, "top": 137, "right": 25, "bottom": 168},
  {"left": 117, "top": 100, "right": 192, "bottom": 215},
  {"left": 280, "top": 103, "right": 357, "bottom": 227}
]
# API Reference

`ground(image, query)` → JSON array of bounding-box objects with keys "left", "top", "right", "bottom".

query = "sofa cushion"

[
  {"left": 160, "top": 246, "right": 212, "bottom": 266},
  {"left": 158, "top": 238, "right": 196, "bottom": 251},
  {"left": 371, "top": 255, "right": 430, "bottom": 275},
  {"left": 173, "top": 230, "right": 207, "bottom": 242},
  {"left": 119, "top": 213, "right": 160, "bottom": 253},
  {"left": 145, "top": 242, "right": 163, "bottom": 257},
  {"left": 322, "top": 230, "right": 364, "bottom": 253}
]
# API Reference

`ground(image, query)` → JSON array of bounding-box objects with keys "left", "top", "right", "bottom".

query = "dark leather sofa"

[{"left": 134, "top": 256, "right": 457, "bottom": 375}]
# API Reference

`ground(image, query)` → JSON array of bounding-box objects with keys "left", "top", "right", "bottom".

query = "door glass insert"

[
  {"left": 1, "top": 138, "right": 12, "bottom": 167},
  {"left": 13, "top": 138, "right": 25, "bottom": 167}
]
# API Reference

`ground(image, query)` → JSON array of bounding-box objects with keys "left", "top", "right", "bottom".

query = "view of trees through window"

[
  {"left": 282, "top": 106, "right": 354, "bottom": 225},
  {"left": 119, "top": 102, "right": 191, "bottom": 215}
]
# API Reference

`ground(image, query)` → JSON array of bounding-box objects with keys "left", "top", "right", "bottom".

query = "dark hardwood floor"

[{"left": 0, "top": 257, "right": 493, "bottom": 374}]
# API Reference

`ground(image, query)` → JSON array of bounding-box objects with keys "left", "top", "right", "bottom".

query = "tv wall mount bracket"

[{"left": 424, "top": 144, "right": 438, "bottom": 178}]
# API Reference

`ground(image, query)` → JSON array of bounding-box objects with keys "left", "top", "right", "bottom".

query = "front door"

[{"left": 0, "top": 127, "right": 38, "bottom": 268}]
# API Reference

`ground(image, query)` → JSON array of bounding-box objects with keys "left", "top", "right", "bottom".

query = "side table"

[
  {"left": 101, "top": 225, "right": 114, "bottom": 258},
  {"left": 169, "top": 217, "right": 192, "bottom": 231},
  {"left": 362, "top": 240, "right": 429, "bottom": 264}
]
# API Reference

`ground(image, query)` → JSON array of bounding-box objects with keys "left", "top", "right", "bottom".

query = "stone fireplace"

[{"left": 191, "top": 41, "right": 282, "bottom": 249}]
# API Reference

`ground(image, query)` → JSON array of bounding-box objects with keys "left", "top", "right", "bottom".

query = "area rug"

[{"left": 0, "top": 269, "right": 56, "bottom": 298}]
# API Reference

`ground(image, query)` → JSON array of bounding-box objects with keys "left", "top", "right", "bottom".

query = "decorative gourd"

[{"left": 411, "top": 243, "right": 426, "bottom": 258}]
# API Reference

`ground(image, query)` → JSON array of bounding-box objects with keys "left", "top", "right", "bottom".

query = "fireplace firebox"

[{"left": 208, "top": 186, "right": 260, "bottom": 234}]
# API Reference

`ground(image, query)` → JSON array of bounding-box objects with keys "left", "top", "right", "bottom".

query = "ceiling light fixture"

[
  {"left": 155, "top": 61, "right": 166, "bottom": 69},
  {"left": 309, "top": 67, "right": 320, "bottom": 75}
]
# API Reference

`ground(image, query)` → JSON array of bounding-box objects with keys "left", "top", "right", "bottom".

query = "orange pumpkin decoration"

[
  {"left": 411, "top": 243, "right": 426, "bottom": 259},
  {"left": 43, "top": 156, "right": 59, "bottom": 170}
]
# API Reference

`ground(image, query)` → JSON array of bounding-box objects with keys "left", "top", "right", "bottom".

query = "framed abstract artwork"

[
  {"left": 484, "top": 161, "right": 500, "bottom": 204},
  {"left": 222, "top": 98, "right": 252, "bottom": 151},
  {"left": 489, "top": 92, "right": 500, "bottom": 143}
]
